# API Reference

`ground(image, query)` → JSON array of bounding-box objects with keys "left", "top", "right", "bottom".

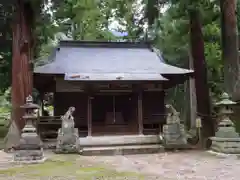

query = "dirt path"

[
  {"left": 81, "top": 151, "right": 240, "bottom": 180},
  {"left": 0, "top": 150, "right": 240, "bottom": 179},
  {"left": 0, "top": 150, "right": 14, "bottom": 169}
]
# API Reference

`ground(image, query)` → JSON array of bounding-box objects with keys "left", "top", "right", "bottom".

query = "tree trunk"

[
  {"left": 220, "top": 0, "right": 239, "bottom": 99},
  {"left": 146, "top": 0, "right": 159, "bottom": 26},
  {"left": 188, "top": 51, "right": 197, "bottom": 129},
  {"left": 5, "top": 0, "right": 33, "bottom": 149},
  {"left": 189, "top": 9, "right": 214, "bottom": 148}
]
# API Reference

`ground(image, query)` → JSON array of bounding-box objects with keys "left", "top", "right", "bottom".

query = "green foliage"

[
  {"left": 54, "top": 0, "right": 117, "bottom": 41},
  {"left": 0, "top": 88, "right": 11, "bottom": 137},
  {"left": 0, "top": 2, "right": 13, "bottom": 92},
  {"left": 0, "top": 0, "right": 239, "bottom": 122},
  {"left": 237, "top": 0, "right": 240, "bottom": 32},
  {"left": 0, "top": 88, "right": 11, "bottom": 119},
  {"left": 0, "top": 49, "right": 11, "bottom": 91},
  {"left": 156, "top": 0, "right": 223, "bottom": 98}
]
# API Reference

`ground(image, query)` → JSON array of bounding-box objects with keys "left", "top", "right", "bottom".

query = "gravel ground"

[
  {"left": 80, "top": 150, "right": 240, "bottom": 180},
  {"left": 0, "top": 150, "right": 240, "bottom": 180}
]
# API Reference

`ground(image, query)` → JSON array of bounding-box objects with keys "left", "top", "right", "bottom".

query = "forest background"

[{"left": 0, "top": 0, "right": 239, "bottom": 136}]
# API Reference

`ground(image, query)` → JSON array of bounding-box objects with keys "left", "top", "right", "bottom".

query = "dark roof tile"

[{"left": 34, "top": 41, "right": 193, "bottom": 81}]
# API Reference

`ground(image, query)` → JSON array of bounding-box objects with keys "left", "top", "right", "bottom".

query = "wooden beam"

[
  {"left": 138, "top": 91, "right": 143, "bottom": 134},
  {"left": 87, "top": 95, "right": 92, "bottom": 136}
]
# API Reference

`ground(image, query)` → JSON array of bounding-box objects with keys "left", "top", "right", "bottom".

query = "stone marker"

[
  {"left": 210, "top": 92, "right": 240, "bottom": 154},
  {"left": 55, "top": 107, "right": 81, "bottom": 153},
  {"left": 162, "top": 104, "right": 188, "bottom": 149},
  {"left": 14, "top": 95, "right": 45, "bottom": 162}
]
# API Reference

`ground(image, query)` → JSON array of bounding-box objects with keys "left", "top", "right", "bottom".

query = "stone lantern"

[
  {"left": 14, "top": 95, "right": 45, "bottom": 162},
  {"left": 210, "top": 92, "right": 240, "bottom": 154}
]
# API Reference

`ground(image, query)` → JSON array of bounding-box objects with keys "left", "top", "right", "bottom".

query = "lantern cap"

[
  {"left": 218, "top": 119, "right": 234, "bottom": 126},
  {"left": 215, "top": 92, "right": 236, "bottom": 106},
  {"left": 20, "top": 95, "right": 40, "bottom": 109}
]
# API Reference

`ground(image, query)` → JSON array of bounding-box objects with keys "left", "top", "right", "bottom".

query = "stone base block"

[
  {"left": 163, "top": 140, "right": 188, "bottom": 149},
  {"left": 163, "top": 124, "right": 188, "bottom": 149},
  {"left": 210, "top": 138, "right": 240, "bottom": 154},
  {"left": 55, "top": 128, "right": 81, "bottom": 154},
  {"left": 80, "top": 135, "right": 162, "bottom": 147},
  {"left": 55, "top": 144, "right": 81, "bottom": 154},
  {"left": 81, "top": 144, "right": 164, "bottom": 156},
  {"left": 79, "top": 135, "right": 164, "bottom": 155},
  {"left": 14, "top": 150, "right": 44, "bottom": 162}
]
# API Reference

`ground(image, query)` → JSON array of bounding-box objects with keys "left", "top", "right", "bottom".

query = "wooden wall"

[
  {"left": 53, "top": 78, "right": 166, "bottom": 135},
  {"left": 142, "top": 91, "right": 165, "bottom": 133},
  {"left": 54, "top": 92, "right": 88, "bottom": 128}
]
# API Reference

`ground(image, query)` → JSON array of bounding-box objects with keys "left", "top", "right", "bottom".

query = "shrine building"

[{"left": 34, "top": 41, "right": 193, "bottom": 150}]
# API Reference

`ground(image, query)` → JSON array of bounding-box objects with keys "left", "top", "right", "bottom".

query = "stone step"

[
  {"left": 79, "top": 135, "right": 162, "bottom": 147},
  {"left": 81, "top": 144, "right": 164, "bottom": 156}
]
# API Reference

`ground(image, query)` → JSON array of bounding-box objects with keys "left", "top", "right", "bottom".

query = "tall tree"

[
  {"left": 145, "top": 0, "right": 159, "bottom": 26},
  {"left": 4, "top": 0, "right": 35, "bottom": 149},
  {"left": 189, "top": 8, "right": 214, "bottom": 146},
  {"left": 11, "top": 0, "right": 34, "bottom": 130},
  {"left": 156, "top": 0, "right": 217, "bottom": 145},
  {"left": 220, "top": 0, "right": 239, "bottom": 99}
]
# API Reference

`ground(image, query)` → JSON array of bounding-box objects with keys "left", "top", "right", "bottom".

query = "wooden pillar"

[
  {"left": 138, "top": 91, "right": 143, "bottom": 134},
  {"left": 41, "top": 97, "right": 44, "bottom": 116},
  {"left": 53, "top": 92, "right": 58, "bottom": 116},
  {"left": 87, "top": 95, "right": 92, "bottom": 136}
]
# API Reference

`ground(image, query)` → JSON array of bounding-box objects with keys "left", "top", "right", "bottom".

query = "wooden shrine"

[{"left": 34, "top": 41, "right": 193, "bottom": 138}]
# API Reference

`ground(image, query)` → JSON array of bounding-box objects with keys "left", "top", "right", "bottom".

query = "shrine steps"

[
  {"left": 81, "top": 144, "right": 164, "bottom": 156},
  {"left": 43, "top": 135, "right": 165, "bottom": 155},
  {"left": 79, "top": 135, "right": 164, "bottom": 155}
]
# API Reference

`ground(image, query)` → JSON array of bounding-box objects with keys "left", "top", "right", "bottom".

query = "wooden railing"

[
  {"left": 37, "top": 116, "right": 61, "bottom": 139},
  {"left": 37, "top": 116, "right": 88, "bottom": 139},
  {"left": 37, "top": 116, "right": 62, "bottom": 125},
  {"left": 143, "top": 114, "right": 167, "bottom": 135}
]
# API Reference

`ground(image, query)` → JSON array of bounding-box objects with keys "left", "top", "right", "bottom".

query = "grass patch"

[
  {"left": 0, "top": 138, "right": 4, "bottom": 149},
  {"left": 0, "top": 157, "right": 145, "bottom": 179},
  {"left": 0, "top": 119, "right": 7, "bottom": 138}
]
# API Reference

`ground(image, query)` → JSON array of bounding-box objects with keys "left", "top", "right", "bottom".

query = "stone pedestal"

[
  {"left": 210, "top": 119, "right": 240, "bottom": 154},
  {"left": 162, "top": 104, "right": 187, "bottom": 149},
  {"left": 56, "top": 128, "right": 80, "bottom": 153},
  {"left": 55, "top": 107, "right": 81, "bottom": 154},
  {"left": 14, "top": 95, "right": 44, "bottom": 162},
  {"left": 210, "top": 93, "right": 240, "bottom": 154}
]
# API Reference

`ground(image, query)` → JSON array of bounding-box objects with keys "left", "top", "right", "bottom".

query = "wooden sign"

[{"left": 196, "top": 117, "right": 202, "bottom": 128}]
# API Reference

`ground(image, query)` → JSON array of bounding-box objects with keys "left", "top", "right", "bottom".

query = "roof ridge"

[{"left": 59, "top": 40, "right": 152, "bottom": 49}]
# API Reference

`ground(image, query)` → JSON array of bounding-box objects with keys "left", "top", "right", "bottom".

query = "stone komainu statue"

[
  {"left": 165, "top": 104, "right": 181, "bottom": 124},
  {"left": 55, "top": 107, "right": 80, "bottom": 154},
  {"left": 162, "top": 104, "right": 187, "bottom": 149},
  {"left": 61, "top": 107, "right": 75, "bottom": 133}
]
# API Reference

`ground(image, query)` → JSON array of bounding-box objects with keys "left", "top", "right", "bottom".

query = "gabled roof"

[{"left": 34, "top": 41, "right": 193, "bottom": 81}]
